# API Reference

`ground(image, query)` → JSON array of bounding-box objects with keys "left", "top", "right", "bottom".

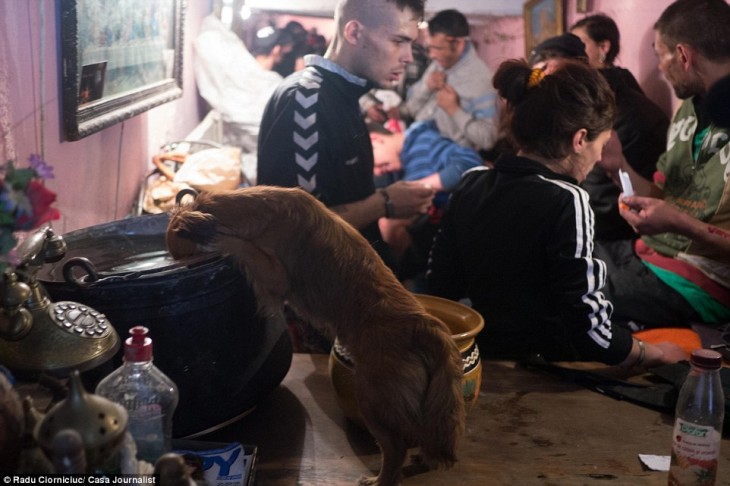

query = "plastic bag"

[{"left": 173, "top": 146, "right": 242, "bottom": 191}]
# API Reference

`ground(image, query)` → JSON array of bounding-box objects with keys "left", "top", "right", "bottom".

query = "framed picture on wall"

[
  {"left": 523, "top": 0, "right": 564, "bottom": 58},
  {"left": 60, "top": 0, "right": 186, "bottom": 141}
]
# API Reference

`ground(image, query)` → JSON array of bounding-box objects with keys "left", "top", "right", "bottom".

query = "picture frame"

[
  {"left": 523, "top": 0, "right": 564, "bottom": 58},
  {"left": 60, "top": 0, "right": 186, "bottom": 141}
]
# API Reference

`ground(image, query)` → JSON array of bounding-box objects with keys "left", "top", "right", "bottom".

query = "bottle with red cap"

[
  {"left": 95, "top": 326, "right": 179, "bottom": 464},
  {"left": 668, "top": 349, "right": 725, "bottom": 486}
]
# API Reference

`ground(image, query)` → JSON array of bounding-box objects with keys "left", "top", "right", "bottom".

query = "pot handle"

[
  {"left": 176, "top": 188, "right": 198, "bottom": 206},
  {"left": 61, "top": 253, "right": 222, "bottom": 288},
  {"left": 62, "top": 257, "right": 101, "bottom": 288},
  {"left": 62, "top": 257, "right": 147, "bottom": 288}
]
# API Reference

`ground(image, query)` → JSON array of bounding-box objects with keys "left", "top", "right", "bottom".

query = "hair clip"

[{"left": 527, "top": 67, "right": 546, "bottom": 88}]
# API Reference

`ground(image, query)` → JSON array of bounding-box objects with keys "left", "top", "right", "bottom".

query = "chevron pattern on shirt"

[{"left": 293, "top": 67, "right": 323, "bottom": 194}]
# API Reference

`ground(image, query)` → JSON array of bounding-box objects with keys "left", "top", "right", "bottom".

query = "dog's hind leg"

[{"left": 357, "top": 423, "right": 407, "bottom": 486}]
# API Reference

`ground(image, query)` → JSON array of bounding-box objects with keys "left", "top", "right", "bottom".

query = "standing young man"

[{"left": 257, "top": 0, "right": 434, "bottom": 268}]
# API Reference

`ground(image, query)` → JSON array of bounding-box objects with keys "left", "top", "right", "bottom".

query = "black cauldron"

[{"left": 36, "top": 214, "right": 292, "bottom": 438}]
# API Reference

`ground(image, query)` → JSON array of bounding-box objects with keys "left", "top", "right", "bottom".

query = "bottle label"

[
  {"left": 126, "top": 403, "right": 165, "bottom": 462},
  {"left": 668, "top": 418, "right": 721, "bottom": 486}
]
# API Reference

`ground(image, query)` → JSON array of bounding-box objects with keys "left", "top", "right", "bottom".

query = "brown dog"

[{"left": 166, "top": 186, "right": 465, "bottom": 486}]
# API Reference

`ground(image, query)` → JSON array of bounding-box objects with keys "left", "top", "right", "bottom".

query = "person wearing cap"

[
  {"left": 398, "top": 9, "right": 498, "bottom": 152},
  {"left": 528, "top": 33, "right": 669, "bottom": 244},
  {"left": 528, "top": 32, "right": 589, "bottom": 71}
]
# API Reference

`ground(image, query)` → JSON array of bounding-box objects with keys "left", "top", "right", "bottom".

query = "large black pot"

[{"left": 36, "top": 214, "right": 292, "bottom": 438}]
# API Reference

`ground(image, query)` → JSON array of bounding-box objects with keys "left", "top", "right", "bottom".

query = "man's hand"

[
  {"left": 427, "top": 71, "right": 447, "bottom": 91},
  {"left": 619, "top": 195, "right": 684, "bottom": 235},
  {"left": 436, "top": 85, "right": 460, "bottom": 116},
  {"left": 385, "top": 180, "right": 436, "bottom": 218},
  {"left": 365, "top": 104, "right": 387, "bottom": 123}
]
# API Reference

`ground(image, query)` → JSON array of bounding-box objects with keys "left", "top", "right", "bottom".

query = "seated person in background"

[
  {"left": 371, "top": 120, "right": 483, "bottom": 192},
  {"left": 427, "top": 58, "right": 684, "bottom": 367},
  {"left": 371, "top": 120, "right": 483, "bottom": 262},
  {"left": 570, "top": 14, "right": 644, "bottom": 91},
  {"left": 397, "top": 9, "right": 498, "bottom": 151},
  {"left": 194, "top": 16, "right": 292, "bottom": 181},
  {"left": 272, "top": 21, "right": 309, "bottom": 78},
  {"left": 529, "top": 32, "right": 669, "bottom": 242},
  {"left": 595, "top": 0, "right": 730, "bottom": 330}
]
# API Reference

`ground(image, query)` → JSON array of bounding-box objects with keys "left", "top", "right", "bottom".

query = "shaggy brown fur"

[{"left": 166, "top": 186, "right": 465, "bottom": 486}]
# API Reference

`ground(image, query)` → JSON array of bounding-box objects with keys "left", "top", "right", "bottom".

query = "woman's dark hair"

[
  {"left": 570, "top": 14, "right": 620, "bottom": 65},
  {"left": 493, "top": 59, "right": 615, "bottom": 160}
]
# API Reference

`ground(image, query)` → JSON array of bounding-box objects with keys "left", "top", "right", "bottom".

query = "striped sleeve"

[{"left": 542, "top": 176, "right": 633, "bottom": 364}]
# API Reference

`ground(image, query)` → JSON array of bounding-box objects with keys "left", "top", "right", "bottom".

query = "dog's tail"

[{"left": 416, "top": 320, "right": 466, "bottom": 468}]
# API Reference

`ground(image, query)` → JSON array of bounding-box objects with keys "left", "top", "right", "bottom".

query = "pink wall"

[
  {"left": 0, "top": 1, "right": 210, "bottom": 234},
  {"left": 471, "top": 16, "right": 525, "bottom": 72}
]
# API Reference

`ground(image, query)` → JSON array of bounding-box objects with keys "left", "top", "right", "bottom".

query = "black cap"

[{"left": 529, "top": 33, "right": 587, "bottom": 65}]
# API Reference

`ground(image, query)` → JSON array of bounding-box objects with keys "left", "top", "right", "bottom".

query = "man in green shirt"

[{"left": 596, "top": 0, "right": 730, "bottom": 330}]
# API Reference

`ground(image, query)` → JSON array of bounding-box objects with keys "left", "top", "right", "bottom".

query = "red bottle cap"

[
  {"left": 690, "top": 348, "right": 722, "bottom": 370},
  {"left": 124, "top": 326, "right": 153, "bottom": 362}
]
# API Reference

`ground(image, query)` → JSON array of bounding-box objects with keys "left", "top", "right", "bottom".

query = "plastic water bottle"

[
  {"left": 668, "top": 349, "right": 724, "bottom": 486},
  {"left": 96, "top": 326, "right": 179, "bottom": 464}
]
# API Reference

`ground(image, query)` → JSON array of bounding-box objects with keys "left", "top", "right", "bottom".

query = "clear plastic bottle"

[
  {"left": 95, "top": 326, "right": 179, "bottom": 464},
  {"left": 668, "top": 349, "right": 724, "bottom": 486}
]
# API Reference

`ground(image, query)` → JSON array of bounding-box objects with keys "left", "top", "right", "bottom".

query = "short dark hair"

[
  {"left": 655, "top": 0, "right": 730, "bottom": 62},
  {"left": 570, "top": 14, "right": 621, "bottom": 65},
  {"left": 493, "top": 59, "right": 615, "bottom": 160},
  {"left": 427, "top": 9, "right": 469, "bottom": 37}
]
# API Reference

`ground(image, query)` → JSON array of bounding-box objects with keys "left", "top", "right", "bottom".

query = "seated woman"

[
  {"left": 529, "top": 31, "right": 669, "bottom": 243},
  {"left": 371, "top": 120, "right": 483, "bottom": 277},
  {"left": 426, "top": 59, "right": 684, "bottom": 367}
]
